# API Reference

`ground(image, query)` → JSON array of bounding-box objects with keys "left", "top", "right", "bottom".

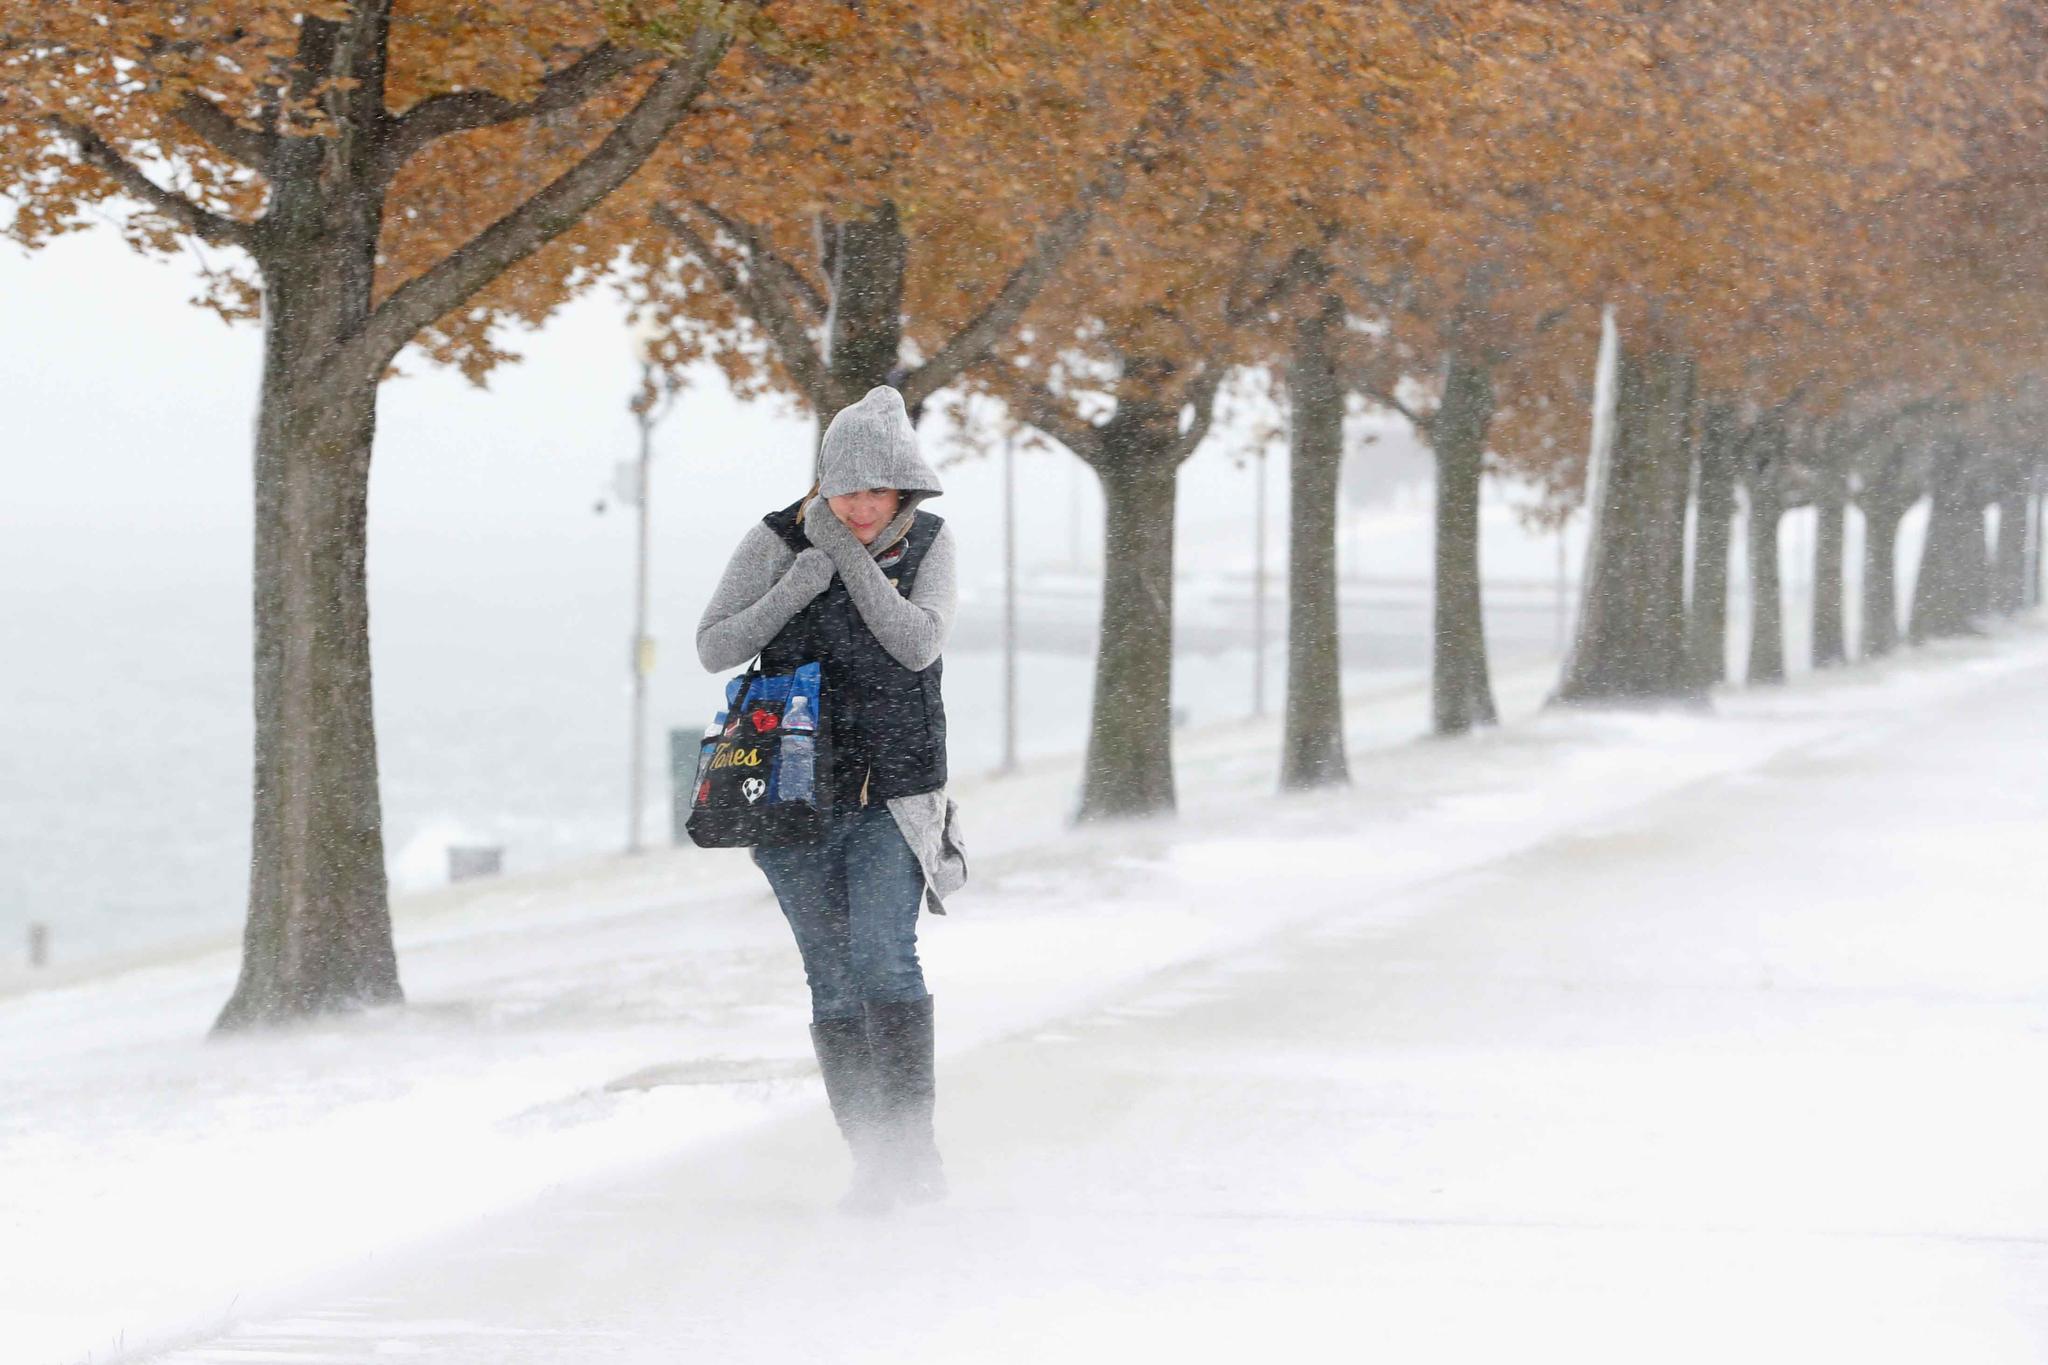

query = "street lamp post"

[
  {"left": 621, "top": 326, "right": 673, "bottom": 855},
  {"left": 1000, "top": 422, "right": 1020, "bottom": 774},
  {"left": 1556, "top": 517, "right": 1570, "bottom": 655},
  {"left": 625, "top": 363, "right": 654, "bottom": 853},
  {"left": 1252, "top": 444, "right": 1269, "bottom": 717}
]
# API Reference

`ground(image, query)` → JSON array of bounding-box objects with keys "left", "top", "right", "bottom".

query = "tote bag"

[{"left": 684, "top": 660, "right": 829, "bottom": 848}]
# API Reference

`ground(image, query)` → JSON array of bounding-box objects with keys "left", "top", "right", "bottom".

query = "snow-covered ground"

[{"left": 11, "top": 621, "right": 2048, "bottom": 1365}]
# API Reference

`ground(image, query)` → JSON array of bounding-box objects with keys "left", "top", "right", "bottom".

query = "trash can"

[{"left": 448, "top": 845, "right": 503, "bottom": 882}]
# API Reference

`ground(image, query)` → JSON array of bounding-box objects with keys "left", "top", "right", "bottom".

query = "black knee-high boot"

[
  {"left": 809, "top": 1015, "right": 895, "bottom": 1215},
  {"left": 865, "top": 995, "right": 946, "bottom": 1203}
]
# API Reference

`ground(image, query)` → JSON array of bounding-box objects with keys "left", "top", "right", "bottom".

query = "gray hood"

[{"left": 817, "top": 385, "right": 944, "bottom": 501}]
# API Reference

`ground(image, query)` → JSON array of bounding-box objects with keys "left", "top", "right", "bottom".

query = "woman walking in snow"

[{"left": 696, "top": 384, "right": 965, "bottom": 1215}]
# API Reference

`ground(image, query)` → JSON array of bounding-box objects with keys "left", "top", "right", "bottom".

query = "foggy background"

[{"left": 2, "top": 231, "right": 1590, "bottom": 968}]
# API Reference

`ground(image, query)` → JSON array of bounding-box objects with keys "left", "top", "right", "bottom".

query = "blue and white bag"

[{"left": 685, "top": 661, "right": 829, "bottom": 848}]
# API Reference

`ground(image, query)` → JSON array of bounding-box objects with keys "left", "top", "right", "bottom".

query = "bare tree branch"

[
  {"left": 678, "top": 71, "right": 1227, "bottom": 419},
  {"left": 1219, "top": 229, "right": 1278, "bottom": 325},
  {"left": 1225, "top": 224, "right": 1345, "bottom": 330},
  {"left": 1010, "top": 377, "right": 1106, "bottom": 467},
  {"left": 381, "top": 43, "right": 650, "bottom": 176},
  {"left": 172, "top": 91, "right": 277, "bottom": 170},
  {"left": 347, "top": 32, "right": 732, "bottom": 380},
  {"left": 45, "top": 118, "right": 256, "bottom": 250},
  {"left": 901, "top": 190, "right": 1111, "bottom": 410},
  {"left": 1329, "top": 258, "right": 1387, "bottom": 313},
  {"left": 652, "top": 200, "right": 835, "bottom": 412},
  {"left": 901, "top": 100, "right": 1204, "bottom": 408},
  {"left": 129, "top": 31, "right": 274, "bottom": 167},
  {"left": 906, "top": 72, "right": 1245, "bottom": 409},
  {"left": 688, "top": 199, "right": 828, "bottom": 319},
  {"left": 1350, "top": 380, "right": 1427, "bottom": 431},
  {"left": 1172, "top": 362, "right": 1231, "bottom": 463}
]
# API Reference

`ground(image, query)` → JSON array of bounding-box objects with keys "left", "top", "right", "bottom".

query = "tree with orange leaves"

[
  {"left": 958, "top": 0, "right": 1495, "bottom": 818},
  {"left": 0, "top": 1, "right": 838, "bottom": 1027},
  {"left": 1535, "top": 0, "right": 2008, "bottom": 703},
  {"left": 625, "top": 2, "right": 1230, "bottom": 434},
  {"left": 641, "top": 0, "right": 1453, "bottom": 818}
]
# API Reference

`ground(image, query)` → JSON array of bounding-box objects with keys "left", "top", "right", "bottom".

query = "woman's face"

[{"left": 827, "top": 487, "right": 902, "bottom": 545}]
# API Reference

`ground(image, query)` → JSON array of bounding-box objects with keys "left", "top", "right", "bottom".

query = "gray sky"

[
  {"left": 0, "top": 221, "right": 1582, "bottom": 726},
  {"left": 0, "top": 222, "right": 1493, "bottom": 606}
]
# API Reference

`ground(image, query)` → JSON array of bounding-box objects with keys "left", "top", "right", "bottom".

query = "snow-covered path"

[{"left": 140, "top": 637, "right": 2048, "bottom": 1365}]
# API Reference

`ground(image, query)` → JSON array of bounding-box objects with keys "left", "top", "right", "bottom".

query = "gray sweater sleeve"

[
  {"left": 696, "top": 523, "right": 825, "bottom": 672},
  {"left": 836, "top": 522, "right": 958, "bottom": 671}
]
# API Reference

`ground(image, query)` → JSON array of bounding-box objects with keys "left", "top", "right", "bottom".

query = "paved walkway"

[{"left": 150, "top": 651, "right": 2048, "bottom": 1365}]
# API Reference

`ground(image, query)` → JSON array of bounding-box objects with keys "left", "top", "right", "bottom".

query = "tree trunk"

[
  {"left": 1860, "top": 496, "right": 1908, "bottom": 659},
  {"left": 823, "top": 199, "right": 908, "bottom": 400},
  {"left": 2030, "top": 485, "right": 2045, "bottom": 608},
  {"left": 1962, "top": 491, "right": 1992, "bottom": 617},
  {"left": 1811, "top": 469, "right": 1849, "bottom": 668},
  {"left": 1990, "top": 462, "right": 2031, "bottom": 616},
  {"left": 1556, "top": 346, "right": 1700, "bottom": 704},
  {"left": 1078, "top": 412, "right": 1183, "bottom": 821},
  {"left": 217, "top": 152, "right": 400, "bottom": 1029},
  {"left": 1430, "top": 348, "right": 1499, "bottom": 735},
  {"left": 1911, "top": 445, "right": 1988, "bottom": 643},
  {"left": 1746, "top": 459, "right": 1786, "bottom": 686},
  {"left": 1281, "top": 295, "right": 1350, "bottom": 786},
  {"left": 1687, "top": 406, "right": 1738, "bottom": 687},
  {"left": 208, "top": 13, "right": 727, "bottom": 1029}
]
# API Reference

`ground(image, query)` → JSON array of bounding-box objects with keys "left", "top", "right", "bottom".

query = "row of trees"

[
  {"left": 4, "top": 1, "right": 2042, "bottom": 1026},
  {"left": 1680, "top": 397, "right": 2044, "bottom": 689}
]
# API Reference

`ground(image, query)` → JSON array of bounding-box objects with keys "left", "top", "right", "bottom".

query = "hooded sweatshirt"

[{"left": 696, "top": 385, "right": 965, "bottom": 909}]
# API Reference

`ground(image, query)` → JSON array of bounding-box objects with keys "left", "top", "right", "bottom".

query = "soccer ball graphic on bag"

[{"left": 686, "top": 661, "right": 827, "bottom": 848}]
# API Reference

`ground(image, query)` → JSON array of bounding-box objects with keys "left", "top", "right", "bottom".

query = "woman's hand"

[
  {"left": 803, "top": 495, "right": 865, "bottom": 563},
  {"left": 784, "top": 546, "right": 837, "bottom": 599}
]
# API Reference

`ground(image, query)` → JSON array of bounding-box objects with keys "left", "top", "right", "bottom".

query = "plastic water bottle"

[
  {"left": 779, "top": 695, "right": 815, "bottom": 803},
  {"left": 693, "top": 717, "right": 723, "bottom": 805}
]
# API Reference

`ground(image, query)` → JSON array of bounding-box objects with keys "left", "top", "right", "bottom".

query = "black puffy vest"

[{"left": 760, "top": 500, "right": 948, "bottom": 808}]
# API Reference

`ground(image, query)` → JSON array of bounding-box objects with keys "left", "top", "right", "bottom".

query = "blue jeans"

[{"left": 753, "top": 806, "right": 928, "bottom": 1022}]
